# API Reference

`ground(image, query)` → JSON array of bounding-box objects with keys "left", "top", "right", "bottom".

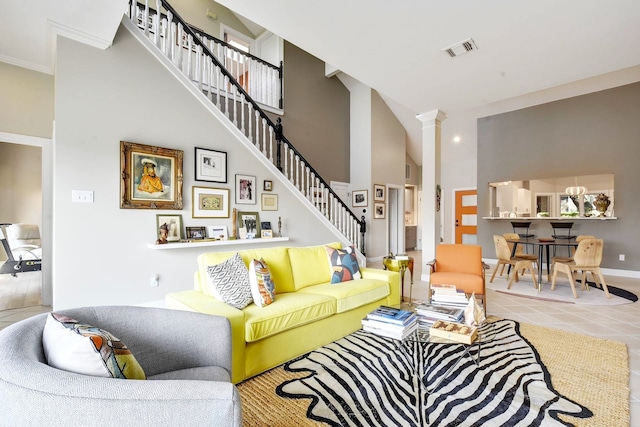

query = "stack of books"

[
  {"left": 361, "top": 306, "right": 418, "bottom": 340},
  {"left": 413, "top": 303, "right": 465, "bottom": 329},
  {"left": 430, "top": 284, "right": 468, "bottom": 307}
]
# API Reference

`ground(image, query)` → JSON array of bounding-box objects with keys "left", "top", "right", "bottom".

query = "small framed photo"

[
  {"left": 261, "top": 221, "right": 272, "bottom": 230},
  {"left": 156, "top": 214, "right": 183, "bottom": 242},
  {"left": 206, "top": 225, "right": 228, "bottom": 241},
  {"left": 263, "top": 180, "right": 273, "bottom": 191},
  {"left": 192, "top": 186, "right": 229, "bottom": 218},
  {"left": 236, "top": 174, "right": 256, "bottom": 204},
  {"left": 261, "top": 229, "right": 273, "bottom": 238},
  {"left": 374, "top": 184, "right": 385, "bottom": 202},
  {"left": 237, "top": 211, "right": 261, "bottom": 239},
  {"left": 352, "top": 190, "right": 368, "bottom": 207},
  {"left": 261, "top": 193, "right": 278, "bottom": 211},
  {"left": 374, "top": 202, "right": 386, "bottom": 219},
  {"left": 195, "top": 147, "right": 227, "bottom": 183},
  {"left": 186, "top": 226, "right": 206, "bottom": 240}
]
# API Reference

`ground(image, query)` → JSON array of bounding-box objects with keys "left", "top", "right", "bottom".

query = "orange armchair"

[{"left": 427, "top": 244, "right": 489, "bottom": 311}]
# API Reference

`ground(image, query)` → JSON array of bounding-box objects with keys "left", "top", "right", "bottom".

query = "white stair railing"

[{"left": 127, "top": 0, "right": 366, "bottom": 253}]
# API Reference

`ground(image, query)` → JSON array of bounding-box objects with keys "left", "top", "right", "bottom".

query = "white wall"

[{"left": 51, "top": 25, "right": 339, "bottom": 309}]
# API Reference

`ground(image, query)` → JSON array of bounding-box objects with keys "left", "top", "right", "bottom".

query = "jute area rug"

[{"left": 237, "top": 318, "right": 629, "bottom": 426}]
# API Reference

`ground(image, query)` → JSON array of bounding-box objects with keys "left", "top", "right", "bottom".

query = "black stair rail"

[{"left": 129, "top": 0, "right": 366, "bottom": 254}]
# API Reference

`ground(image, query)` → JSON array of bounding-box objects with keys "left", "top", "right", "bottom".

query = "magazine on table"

[
  {"left": 415, "top": 303, "right": 465, "bottom": 321},
  {"left": 363, "top": 320, "right": 418, "bottom": 340},
  {"left": 367, "top": 306, "right": 417, "bottom": 325}
]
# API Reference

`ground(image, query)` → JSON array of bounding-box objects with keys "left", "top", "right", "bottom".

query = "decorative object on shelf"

[
  {"left": 263, "top": 180, "right": 273, "bottom": 191},
  {"left": 156, "top": 223, "right": 168, "bottom": 245},
  {"left": 156, "top": 214, "right": 183, "bottom": 242},
  {"left": 261, "top": 230, "right": 273, "bottom": 238},
  {"left": 194, "top": 147, "right": 227, "bottom": 183},
  {"left": 120, "top": 141, "right": 183, "bottom": 209},
  {"left": 261, "top": 193, "right": 278, "bottom": 211},
  {"left": 206, "top": 225, "right": 228, "bottom": 240},
  {"left": 192, "top": 186, "right": 229, "bottom": 218},
  {"left": 565, "top": 177, "right": 588, "bottom": 196},
  {"left": 436, "top": 184, "right": 442, "bottom": 212},
  {"left": 373, "top": 184, "right": 385, "bottom": 202},
  {"left": 185, "top": 226, "right": 206, "bottom": 240},
  {"left": 374, "top": 202, "right": 385, "bottom": 219},
  {"left": 231, "top": 208, "right": 237, "bottom": 239},
  {"left": 237, "top": 211, "right": 261, "bottom": 239},
  {"left": 594, "top": 193, "right": 611, "bottom": 217},
  {"left": 278, "top": 216, "right": 282, "bottom": 238},
  {"left": 235, "top": 174, "right": 256, "bottom": 204},
  {"left": 261, "top": 222, "right": 272, "bottom": 230},
  {"left": 352, "top": 190, "right": 368, "bottom": 207}
]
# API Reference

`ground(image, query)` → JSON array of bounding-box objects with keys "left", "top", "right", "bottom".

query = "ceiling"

[{"left": 2, "top": 0, "right": 640, "bottom": 164}]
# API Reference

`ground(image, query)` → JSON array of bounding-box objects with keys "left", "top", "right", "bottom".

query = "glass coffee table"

[{"left": 401, "top": 321, "right": 497, "bottom": 392}]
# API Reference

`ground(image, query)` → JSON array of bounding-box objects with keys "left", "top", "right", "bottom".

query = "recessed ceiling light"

[{"left": 453, "top": 136, "right": 461, "bottom": 143}]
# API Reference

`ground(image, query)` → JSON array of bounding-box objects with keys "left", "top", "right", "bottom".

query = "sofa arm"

[
  {"left": 360, "top": 267, "right": 401, "bottom": 306},
  {"left": 0, "top": 374, "right": 242, "bottom": 426},
  {"left": 58, "top": 306, "right": 233, "bottom": 379}
]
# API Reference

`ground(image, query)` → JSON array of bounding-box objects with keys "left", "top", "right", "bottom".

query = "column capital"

[{"left": 416, "top": 109, "right": 447, "bottom": 124}]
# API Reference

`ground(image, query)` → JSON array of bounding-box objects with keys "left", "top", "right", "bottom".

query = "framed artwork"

[
  {"left": 261, "top": 230, "right": 273, "bottom": 238},
  {"left": 236, "top": 174, "right": 256, "bottom": 204},
  {"left": 207, "top": 225, "right": 228, "bottom": 240},
  {"left": 374, "top": 184, "right": 385, "bottom": 202},
  {"left": 261, "top": 193, "right": 278, "bottom": 211},
  {"left": 264, "top": 180, "right": 273, "bottom": 191},
  {"left": 352, "top": 190, "right": 368, "bottom": 207},
  {"left": 192, "top": 186, "right": 229, "bottom": 218},
  {"left": 261, "top": 221, "right": 272, "bottom": 230},
  {"left": 186, "top": 226, "right": 206, "bottom": 240},
  {"left": 156, "top": 214, "right": 183, "bottom": 242},
  {"left": 195, "top": 147, "right": 227, "bottom": 183},
  {"left": 120, "top": 141, "right": 183, "bottom": 209},
  {"left": 374, "top": 202, "right": 386, "bottom": 219},
  {"left": 237, "top": 211, "right": 261, "bottom": 239}
]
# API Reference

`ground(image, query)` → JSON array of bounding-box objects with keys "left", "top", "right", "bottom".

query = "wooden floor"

[{"left": 0, "top": 270, "right": 41, "bottom": 311}]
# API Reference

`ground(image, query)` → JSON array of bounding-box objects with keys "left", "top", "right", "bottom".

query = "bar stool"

[
  {"left": 511, "top": 221, "right": 534, "bottom": 238},
  {"left": 550, "top": 222, "right": 575, "bottom": 256}
]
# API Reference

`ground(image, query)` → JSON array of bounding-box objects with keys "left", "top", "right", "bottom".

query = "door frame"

[
  {"left": 451, "top": 186, "right": 477, "bottom": 244},
  {"left": 386, "top": 184, "right": 404, "bottom": 255}
]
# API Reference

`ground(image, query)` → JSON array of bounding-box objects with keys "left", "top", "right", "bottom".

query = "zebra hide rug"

[{"left": 276, "top": 319, "right": 592, "bottom": 426}]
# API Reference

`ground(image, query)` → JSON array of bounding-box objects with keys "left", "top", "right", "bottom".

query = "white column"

[{"left": 417, "top": 110, "right": 446, "bottom": 281}]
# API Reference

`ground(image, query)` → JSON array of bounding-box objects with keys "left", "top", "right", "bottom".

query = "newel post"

[{"left": 359, "top": 215, "right": 366, "bottom": 256}]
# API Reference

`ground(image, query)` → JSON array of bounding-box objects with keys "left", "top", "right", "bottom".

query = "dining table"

[{"left": 506, "top": 238, "right": 579, "bottom": 284}]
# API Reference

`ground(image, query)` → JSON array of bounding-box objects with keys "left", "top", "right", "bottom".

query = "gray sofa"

[{"left": 0, "top": 306, "right": 242, "bottom": 426}]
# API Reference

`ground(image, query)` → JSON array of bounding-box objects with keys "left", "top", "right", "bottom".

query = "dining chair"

[
  {"left": 490, "top": 235, "right": 538, "bottom": 291},
  {"left": 427, "top": 244, "right": 489, "bottom": 312},
  {"left": 550, "top": 222, "right": 575, "bottom": 256},
  {"left": 501, "top": 233, "right": 538, "bottom": 276},
  {"left": 551, "top": 238, "right": 610, "bottom": 299}
]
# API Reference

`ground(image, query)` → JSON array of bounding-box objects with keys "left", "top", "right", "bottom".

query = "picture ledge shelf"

[{"left": 147, "top": 236, "right": 289, "bottom": 250}]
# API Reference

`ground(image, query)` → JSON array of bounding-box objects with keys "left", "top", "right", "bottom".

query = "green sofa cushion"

[
  {"left": 243, "top": 292, "right": 335, "bottom": 342},
  {"left": 298, "top": 279, "right": 390, "bottom": 313}
]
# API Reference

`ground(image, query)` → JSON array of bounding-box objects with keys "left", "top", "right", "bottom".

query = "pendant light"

[{"left": 565, "top": 177, "right": 587, "bottom": 196}]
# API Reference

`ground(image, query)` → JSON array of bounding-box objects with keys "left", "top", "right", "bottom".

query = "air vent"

[
  {"left": 405, "top": 164, "right": 411, "bottom": 180},
  {"left": 443, "top": 38, "right": 478, "bottom": 58}
]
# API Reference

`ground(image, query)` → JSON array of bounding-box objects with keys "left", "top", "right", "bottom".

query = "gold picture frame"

[{"left": 120, "top": 141, "right": 183, "bottom": 209}]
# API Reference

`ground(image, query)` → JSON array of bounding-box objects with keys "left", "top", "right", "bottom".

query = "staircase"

[{"left": 126, "top": 0, "right": 365, "bottom": 253}]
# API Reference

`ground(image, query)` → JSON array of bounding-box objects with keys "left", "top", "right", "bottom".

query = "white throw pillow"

[
  {"left": 205, "top": 253, "right": 253, "bottom": 309},
  {"left": 42, "top": 313, "right": 146, "bottom": 379},
  {"left": 249, "top": 258, "right": 276, "bottom": 307}
]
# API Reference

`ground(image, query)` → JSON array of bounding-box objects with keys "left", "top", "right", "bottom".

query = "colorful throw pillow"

[
  {"left": 205, "top": 252, "right": 253, "bottom": 309},
  {"left": 249, "top": 258, "right": 276, "bottom": 307},
  {"left": 42, "top": 313, "right": 146, "bottom": 379},
  {"left": 326, "top": 245, "right": 362, "bottom": 284}
]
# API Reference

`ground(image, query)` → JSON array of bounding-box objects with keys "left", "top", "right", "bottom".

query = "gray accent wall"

[{"left": 478, "top": 82, "right": 640, "bottom": 271}]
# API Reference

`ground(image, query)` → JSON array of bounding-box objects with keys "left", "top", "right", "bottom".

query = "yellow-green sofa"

[{"left": 165, "top": 243, "right": 400, "bottom": 384}]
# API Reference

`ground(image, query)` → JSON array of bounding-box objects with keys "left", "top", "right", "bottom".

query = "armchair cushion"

[{"left": 42, "top": 313, "right": 146, "bottom": 380}]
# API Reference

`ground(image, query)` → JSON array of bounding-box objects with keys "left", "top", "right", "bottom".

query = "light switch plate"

[{"left": 72, "top": 190, "right": 94, "bottom": 203}]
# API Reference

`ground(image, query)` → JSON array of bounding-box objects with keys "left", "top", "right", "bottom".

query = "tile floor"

[{"left": 1, "top": 250, "right": 638, "bottom": 424}]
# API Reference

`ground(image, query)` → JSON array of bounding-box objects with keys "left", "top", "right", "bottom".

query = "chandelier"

[{"left": 565, "top": 177, "right": 587, "bottom": 196}]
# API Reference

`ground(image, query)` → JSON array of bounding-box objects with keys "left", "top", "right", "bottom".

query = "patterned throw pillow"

[
  {"left": 205, "top": 252, "right": 253, "bottom": 309},
  {"left": 249, "top": 258, "right": 276, "bottom": 307},
  {"left": 326, "top": 245, "right": 362, "bottom": 284},
  {"left": 42, "top": 313, "right": 146, "bottom": 379}
]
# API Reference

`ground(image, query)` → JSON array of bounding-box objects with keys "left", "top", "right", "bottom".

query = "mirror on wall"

[{"left": 488, "top": 174, "right": 614, "bottom": 218}]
